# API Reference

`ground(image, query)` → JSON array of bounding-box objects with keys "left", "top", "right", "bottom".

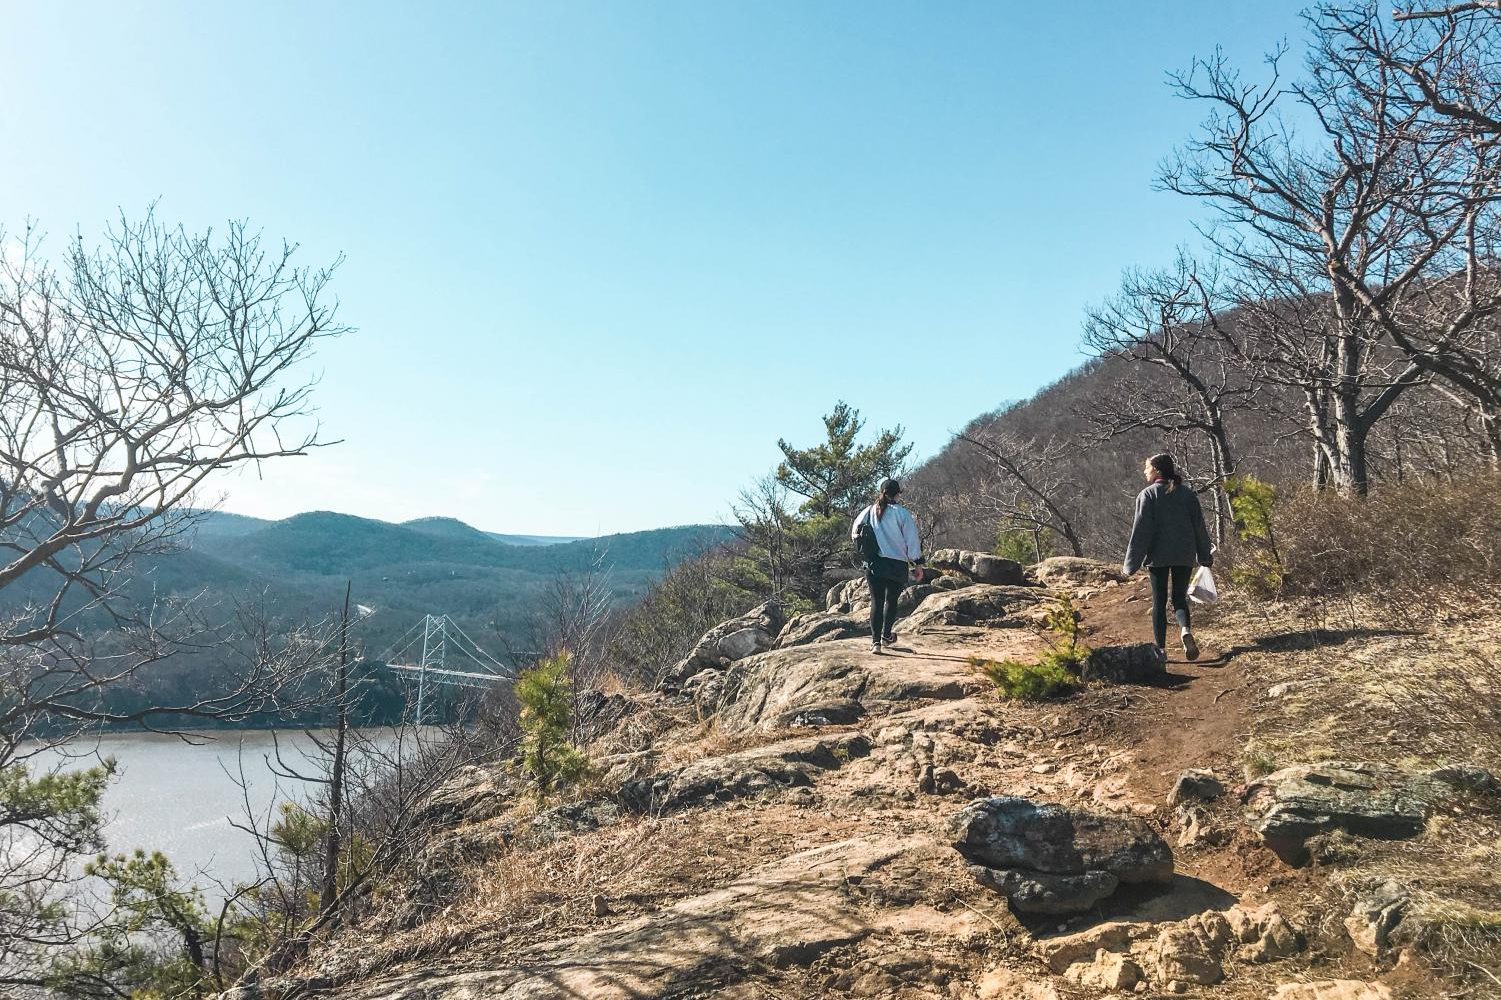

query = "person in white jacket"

[{"left": 850, "top": 478, "right": 925, "bottom": 654}]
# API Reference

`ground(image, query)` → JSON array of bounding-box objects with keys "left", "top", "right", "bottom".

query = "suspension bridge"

[{"left": 378, "top": 614, "right": 521, "bottom": 723}]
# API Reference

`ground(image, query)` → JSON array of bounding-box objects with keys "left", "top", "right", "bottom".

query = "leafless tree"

[
  {"left": 958, "top": 427, "right": 1085, "bottom": 557},
  {"left": 1082, "top": 254, "right": 1256, "bottom": 540},
  {"left": 1160, "top": 5, "right": 1501, "bottom": 494},
  {"left": 0, "top": 208, "right": 345, "bottom": 985},
  {"left": 530, "top": 553, "right": 617, "bottom": 739}
]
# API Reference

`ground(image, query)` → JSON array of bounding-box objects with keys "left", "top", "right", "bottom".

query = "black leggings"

[
  {"left": 1149, "top": 565, "right": 1193, "bottom": 649},
  {"left": 867, "top": 573, "right": 902, "bottom": 641}
]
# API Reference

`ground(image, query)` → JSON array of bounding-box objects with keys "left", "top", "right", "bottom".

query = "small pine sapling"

[{"left": 516, "top": 651, "right": 591, "bottom": 801}]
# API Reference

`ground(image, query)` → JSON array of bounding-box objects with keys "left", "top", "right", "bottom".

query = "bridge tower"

[{"left": 416, "top": 613, "right": 449, "bottom": 725}]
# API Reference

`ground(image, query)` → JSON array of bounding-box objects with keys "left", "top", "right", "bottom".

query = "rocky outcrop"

[
  {"left": 929, "top": 549, "right": 1027, "bottom": 586},
  {"left": 898, "top": 585, "right": 1047, "bottom": 633},
  {"left": 340, "top": 837, "right": 918, "bottom": 1000},
  {"left": 775, "top": 611, "right": 868, "bottom": 648},
  {"left": 412, "top": 764, "right": 510, "bottom": 828},
  {"left": 1032, "top": 903, "right": 1301, "bottom": 990},
  {"left": 1243, "top": 761, "right": 1496, "bottom": 863},
  {"left": 660, "top": 601, "right": 786, "bottom": 689},
  {"left": 950, "top": 796, "right": 1174, "bottom": 914},
  {"left": 619, "top": 732, "right": 870, "bottom": 811},
  {"left": 1027, "top": 556, "right": 1127, "bottom": 589},
  {"left": 714, "top": 643, "right": 975, "bottom": 731}
]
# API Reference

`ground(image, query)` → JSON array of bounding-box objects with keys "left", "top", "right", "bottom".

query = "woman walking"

[
  {"left": 851, "top": 478, "right": 925, "bottom": 654},
  {"left": 1123, "top": 453, "right": 1214, "bottom": 661}
]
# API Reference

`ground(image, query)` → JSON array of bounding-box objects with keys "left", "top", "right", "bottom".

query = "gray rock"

[
  {"left": 1242, "top": 761, "right": 1487, "bottom": 863},
  {"left": 661, "top": 601, "right": 787, "bottom": 689},
  {"left": 714, "top": 643, "right": 972, "bottom": 732},
  {"left": 1169, "top": 769, "right": 1225, "bottom": 807},
  {"left": 412, "top": 763, "right": 510, "bottom": 828},
  {"left": 1028, "top": 557, "right": 1127, "bottom": 589},
  {"left": 950, "top": 796, "right": 1174, "bottom": 914},
  {"left": 619, "top": 732, "right": 870, "bottom": 812},
  {"left": 1343, "top": 880, "right": 1409, "bottom": 956},
  {"left": 930, "top": 549, "right": 1027, "bottom": 586},
  {"left": 1082, "top": 643, "right": 1166, "bottom": 683},
  {"left": 776, "top": 611, "right": 867, "bottom": 648},
  {"left": 969, "top": 865, "right": 1119, "bottom": 915},
  {"left": 899, "top": 585, "right": 1046, "bottom": 633}
]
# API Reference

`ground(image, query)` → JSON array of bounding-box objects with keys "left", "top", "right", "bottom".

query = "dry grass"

[{"left": 1215, "top": 592, "right": 1501, "bottom": 996}]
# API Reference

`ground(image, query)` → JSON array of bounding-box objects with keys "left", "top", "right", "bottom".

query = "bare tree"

[
  {"left": 958, "top": 427, "right": 1085, "bottom": 557},
  {"left": 1318, "top": 4, "right": 1501, "bottom": 463},
  {"left": 1159, "top": 5, "right": 1501, "bottom": 494},
  {"left": 0, "top": 208, "right": 345, "bottom": 987},
  {"left": 1082, "top": 254, "right": 1255, "bottom": 540},
  {"left": 530, "top": 553, "right": 617, "bottom": 740}
]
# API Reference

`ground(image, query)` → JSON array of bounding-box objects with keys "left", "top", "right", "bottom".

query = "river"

[{"left": 35, "top": 729, "right": 383, "bottom": 892}]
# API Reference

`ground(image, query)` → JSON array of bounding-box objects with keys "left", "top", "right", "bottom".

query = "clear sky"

[{"left": 2, "top": 1, "right": 1309, "bottom": 536}]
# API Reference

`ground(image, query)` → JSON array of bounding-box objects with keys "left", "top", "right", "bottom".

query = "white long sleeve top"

[{"left": 851, "top": 503, "right": 924, "bottom": 563}]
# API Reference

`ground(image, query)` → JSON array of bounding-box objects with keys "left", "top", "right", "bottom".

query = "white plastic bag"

[{"left": 1188, "top": 566, "right": 1219, "bottom": 605}]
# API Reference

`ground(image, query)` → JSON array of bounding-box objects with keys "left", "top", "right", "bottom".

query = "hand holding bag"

[{"left": 1188, "top": 565, "right": 1219, "bottom": 604}]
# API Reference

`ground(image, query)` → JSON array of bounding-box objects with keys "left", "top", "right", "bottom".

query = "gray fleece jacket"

[{"left": 1123, "top": 480, "right": 1214, "bottom": 574}]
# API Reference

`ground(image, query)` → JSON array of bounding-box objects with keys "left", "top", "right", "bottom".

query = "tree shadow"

[{"left": 1217, "top": 626, "right": 1422, "bottom": 662}]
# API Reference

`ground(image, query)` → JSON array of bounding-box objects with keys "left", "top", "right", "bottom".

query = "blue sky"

[{"left": 2, "top": 1, "right": 1308, "bottom": 536}]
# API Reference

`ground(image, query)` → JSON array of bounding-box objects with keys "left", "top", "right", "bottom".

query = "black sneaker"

[
  {"left": 1182, "top": 631, "right": 1200, "bottom": 661},
  {"left": 881, "top": 632, "right": 897, "bottom": 645}
]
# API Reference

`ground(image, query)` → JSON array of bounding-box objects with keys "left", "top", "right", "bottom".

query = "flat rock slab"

[
  {"left": 1271, "top": 981, "right": 1393, "bottom": 1000},
  {"left": 714, "top": 639, "right": 1002, "bottom": 732},
  {"left": 619, "top": 731, "right": 871, "bottom": 811},
  {"left": 1242, "top": 761, "right": 1493, "bottom": 863},
  {"left": 342, "top": 837, "right": 918, "bottom": 1000}
]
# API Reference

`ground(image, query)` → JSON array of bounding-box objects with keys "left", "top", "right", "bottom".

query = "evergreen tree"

[{"left": 516, "top": 652, "right": 590, "bottom": 801}]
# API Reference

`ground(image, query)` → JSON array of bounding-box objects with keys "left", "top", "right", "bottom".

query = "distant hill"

[
  {"left": 401, "top": 517, "right": 583, "bottom": 547},
  {"left": 137, "top": 512, "right": 734, "bottom": 668}
]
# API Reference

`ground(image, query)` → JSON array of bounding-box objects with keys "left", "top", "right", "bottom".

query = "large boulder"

[
  {"left": 660, "top": 601, "right": 787, "bottom": 689},
  {"left": 898, "top": 585, "right": 1047, "bottom": 633},
  {"left": 776, "top": 611, "right": 868, "bottom": 648},
  {"left": 1028, "top": 556, "right": 1126, "bottom": 589},
  {"left": 714, "top": 643, "right": 977, "bottom": 732},
  {"left": 1242, "top": 761, "right": 1495, "bottom": 863},
  {"left": 1081, "top": 643, "right": 1167, "bottom": 683},
  {"left": 930, "top": 549, "right": 1028, "bottom": 586},
  {"left": 950, "top": 796, "right": 1174, "bottom": 915}
]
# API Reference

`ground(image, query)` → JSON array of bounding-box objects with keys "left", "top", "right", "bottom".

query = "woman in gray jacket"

[{"left": 1123, "top": 453, "right": 1214, "bottom": 661}]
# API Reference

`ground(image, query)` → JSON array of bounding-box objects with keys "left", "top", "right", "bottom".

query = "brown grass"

[{"left": 1216, "top": 590, "right": 1501, "bottom": 996}]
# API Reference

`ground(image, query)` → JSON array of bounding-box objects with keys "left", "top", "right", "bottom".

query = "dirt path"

[{"left": 1074, "top": 576, "right": 1252, "bottom": 804}]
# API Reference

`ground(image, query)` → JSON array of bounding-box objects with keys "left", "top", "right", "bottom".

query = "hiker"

[
  {"left": 1123, "top": 453, "right": 1214, "bottom": 661},
  {"left": 851, "top": 478, "right": 926, "bottom": 655}
]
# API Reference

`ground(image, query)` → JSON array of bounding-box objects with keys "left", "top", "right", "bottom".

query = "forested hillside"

[{"left": 138, "top": 512, "right": 733, "bottom": 660}]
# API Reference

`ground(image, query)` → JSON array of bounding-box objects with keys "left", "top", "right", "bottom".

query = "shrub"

[
  {"left": 971, "top": 655, "right": 1079, "bottom": 701},
  {"left": 516, "top": 651, "right": 590, "bottom": 800},
  {"left": 994, "top": 526, "right": 1056, "bottom": 565},
  {"left": 1245, "top": 472, "right": 1501, "bottom": 606},
  {"left": 1226, "top": 474, "right": 1285, "bottom": 597}
]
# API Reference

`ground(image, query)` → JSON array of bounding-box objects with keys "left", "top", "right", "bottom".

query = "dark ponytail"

[
  {"left": 874, "top": 478, "right": 901, "bottom": 521},
  {"left": 1148, "top": 453, "right": 1181, "bottom": 493}
]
